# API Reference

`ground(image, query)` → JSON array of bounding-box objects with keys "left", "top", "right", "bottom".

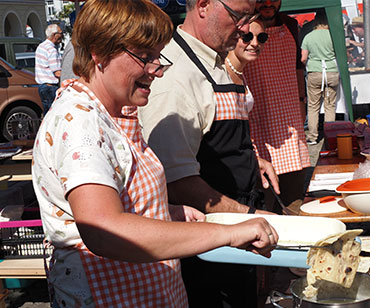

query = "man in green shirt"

[{"left": 301, "top": 10, "right": 339, "bottom": 145}]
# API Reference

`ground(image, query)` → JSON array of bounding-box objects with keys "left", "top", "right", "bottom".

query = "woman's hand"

[
  {"left": 227, "top": 217, "right": 278, "bottom": 258},
  {"left": 168, "top": 204, "right": 205, "bottom": 222}
]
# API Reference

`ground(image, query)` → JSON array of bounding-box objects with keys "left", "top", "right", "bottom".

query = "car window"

[
  {"left": 13, "top": 43, "right": 38, "bottom": 53},
  {"left": 15, "top": 51, "right": 36, "bottom": 70},
  {"left": 0, "top": 44, "right": 5, "bottom": 60},
  {"left": 14, "top": 43, "right": 38, "bottom": 70}
]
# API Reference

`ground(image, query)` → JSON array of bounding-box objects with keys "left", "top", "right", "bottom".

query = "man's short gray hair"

[
  {"left": 187, "top": 0, "right": 255, "bottom": 12},
  {"left": 186, "top": 0, "right": 197, "bottom": 10},
  {"left": 45, "top": 24, "right": 60, "bottom": 38}
]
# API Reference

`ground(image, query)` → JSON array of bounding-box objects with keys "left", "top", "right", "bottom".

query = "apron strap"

[
  {"left": 321, "top": 59, "right": 328, "bottom": 96},
  {"left": 173, "top": 31, "right": 245, "bottom": 93}
]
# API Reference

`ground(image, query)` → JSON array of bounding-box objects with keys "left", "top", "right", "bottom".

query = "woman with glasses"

[
  {"left": 225, "top": 18, "right": 268, "bottom": 113},
  {"left": 32, "top": 0, "right": 278, "bottom": 307}
]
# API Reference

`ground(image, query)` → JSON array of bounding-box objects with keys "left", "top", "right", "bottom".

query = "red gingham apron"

[
  {"left": 54, "top": 81, "right": 188, "bottom": 308},
  {"left": 244, "top": 24, "right": 310, "bottom": 175}
]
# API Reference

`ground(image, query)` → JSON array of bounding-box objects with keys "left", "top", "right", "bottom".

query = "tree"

[{"left": 56, "top": 3, "right": 75, "bottom": 37}]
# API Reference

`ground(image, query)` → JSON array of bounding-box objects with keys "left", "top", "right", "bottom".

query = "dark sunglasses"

[{"left": 241, "top": 32, "right": 268, "bottom": 44}]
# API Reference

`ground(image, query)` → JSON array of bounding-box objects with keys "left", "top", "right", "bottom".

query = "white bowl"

[{"left": 341, "top": 192, "right": 370, "bottom": 215}]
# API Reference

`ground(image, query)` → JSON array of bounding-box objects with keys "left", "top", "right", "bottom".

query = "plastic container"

[
  {"left": 3, "top": 278, "right": 34, "bottom": 289},
  {"left": 0, "top": 219, "right": 51, "bottom": 259},
  {"left": 337, "top": 133, "right": 353, "bottom": 159}
]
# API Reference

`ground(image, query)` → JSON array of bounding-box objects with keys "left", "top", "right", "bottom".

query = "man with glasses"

[
  {"left": 139, "top": 0, "right": 279, "bottom": 307},
  {"left": 35, "top": 24, "right": 63, "bottom": 115}
]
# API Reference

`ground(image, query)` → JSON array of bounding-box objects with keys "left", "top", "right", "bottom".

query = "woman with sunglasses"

[
  {"left": 32, "top": 1, "right": 278, "bottom": 307},
  {"left": 226, "top": 18, "right": 268, "bottom": 113}
]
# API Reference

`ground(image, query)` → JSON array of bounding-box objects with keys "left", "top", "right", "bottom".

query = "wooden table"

[
  {"left": 0, "top": 258, "right": 46, "bottom": 305},
  {"left": 312, "top": 154, "right": 366, "bottom": 179},
  {"left": 298, "top": 154, "right": 370, "bottom": 224},
  {"left": 0, "top": 149, "right": 32, "bottom": 182},
  {"left": 0, "top": 258, "right": 46, "bottom": 279}
]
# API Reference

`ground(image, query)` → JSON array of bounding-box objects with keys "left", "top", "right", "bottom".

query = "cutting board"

[
  {"left": 284, "top": 198, "right": 370, "bottom": 223},
  {"left": 298, "top": 199, "right": 370, "bottom": 223}
]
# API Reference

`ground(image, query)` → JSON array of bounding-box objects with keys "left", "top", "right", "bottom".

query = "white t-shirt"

[{"left": 32, "top": 85, "right": 132, "bottom": 247}]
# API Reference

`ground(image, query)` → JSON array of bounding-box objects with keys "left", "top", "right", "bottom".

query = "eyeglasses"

[
  {"left": 256, "top": 0, "right": 280, "bottom": 3},
  {"left": 217, "top": 0, "right": 259, "bottom": 28},
  {"left": 123, "top": 48, "right": 173, "bottom": 74},
  {"left": 54, "top": 32, "right": 64, "bottom": 36},
  {"left": 241, "top": 32, "right": 268, "bottom": 44}
]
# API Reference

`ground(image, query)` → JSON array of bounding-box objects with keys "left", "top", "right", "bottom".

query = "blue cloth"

[{"left": 38, "top": 84, "right": 58, "bottom": 115}]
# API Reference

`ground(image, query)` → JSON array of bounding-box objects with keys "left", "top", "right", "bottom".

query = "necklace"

[{"left": 226, "top": 57, "right": 243, "bottom": 76}]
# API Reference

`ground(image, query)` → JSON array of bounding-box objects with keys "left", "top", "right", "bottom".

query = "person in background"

[
  {"left": 60, "top": 40, "right": 78, "bottom": 83},
  {"left": 32, "top": 0, "right": 278, "bottom": 307},
  {"left": 243, "top": 0, "right": 310, "bottom": 214},
  {"left": 349, "top": 15, "right": 365, "bottom": 49},
  {"left": 138, "top": 0, "right": 279, "bottom": 306},
  {"left": 226, "top": 17, "right": 268, "bottom": 109},
  {"left": 242, "top": 1, "right": 311, "bottom": 303},
  {"left": 301, "top": 10, "right": 339, "bottom": 146},
  {"left": 35, "top": 24, "right": 63, "bottom": 115},
  {"left": 226, "top": 17, "right": 272, "bottom": 307},
  {"left": 349, "top": 15, "right": 365, "bottom": 67}
]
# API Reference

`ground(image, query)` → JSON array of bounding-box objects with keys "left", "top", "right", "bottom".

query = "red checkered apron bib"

[{"left": 244, "top": 24, "right": 310, "bottom": 175}]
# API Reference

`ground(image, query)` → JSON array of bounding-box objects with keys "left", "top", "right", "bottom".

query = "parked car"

[
  {"left": 0, "top": 57, "right": 43, "bottom": 141},
  {"left": 0, "top": 37, "right": 41, "bottom": 72}
]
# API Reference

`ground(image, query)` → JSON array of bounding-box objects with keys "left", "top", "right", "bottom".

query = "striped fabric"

[
  {"left": 69, "top": 82, "right": 188, "bottom": 308},
  {"left": 244, "top": 24, "right": 310, "bottom": 175},
  {"left": 35, "top": 39, "right": 61, "bottom": 84}
]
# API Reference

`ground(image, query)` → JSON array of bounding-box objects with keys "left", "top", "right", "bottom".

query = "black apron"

[
  {"left": 173, "top": 31, "right": 261, "bottom": 208},
  {"left": 173, "top": 31, "right": 259, "bottom": 308}
]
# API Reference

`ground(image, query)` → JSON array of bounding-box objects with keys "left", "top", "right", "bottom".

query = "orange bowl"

[
  {"left": 336, "top": 178, "right": 370, "bottom": 193},
  {"left": 336, "top": 178, "right": 370, "bottom": 214}
]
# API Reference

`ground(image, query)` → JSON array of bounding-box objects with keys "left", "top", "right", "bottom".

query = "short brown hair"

[{"left": 72, "top": 0, "right": 174, "bottom": 81}]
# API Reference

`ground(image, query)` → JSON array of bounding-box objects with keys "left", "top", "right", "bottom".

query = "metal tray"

[
  {"left": 198, "top": 213, "right": 347, "bottom": 268},
  {"left": 198, "top": 246, "right": 309, "bottom": 268}
]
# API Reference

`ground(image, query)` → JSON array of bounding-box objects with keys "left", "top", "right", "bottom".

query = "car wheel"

[{"left": 1, "top": 106, "right": 40, "bottom": 141}]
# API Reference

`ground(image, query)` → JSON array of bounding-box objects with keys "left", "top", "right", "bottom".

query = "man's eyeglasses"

[
  {"left": 54, "top": 32, "right": 64, "bottom": 36},
  {"left": 255, "top": 0, "right": 280, "bottom": 3},
  {"left": 241, "top": 32, "right": 268, "bottom": 44},
  {"left": 123, "top": 48, "right": 173, "bottom": 74},
  {"left": 217, "top": 0, "right": 259, "bottom": 28}
]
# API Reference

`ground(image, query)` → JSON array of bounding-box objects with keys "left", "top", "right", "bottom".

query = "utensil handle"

[
  {"left": 270, "top": 290, "right": 293, "bottom": 308},
  {"left": 264, "top": 173, "right": 288, "bottom": 212}
]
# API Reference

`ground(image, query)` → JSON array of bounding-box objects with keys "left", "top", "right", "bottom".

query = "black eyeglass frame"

[
  {"left": 217, "top": 0, "right": 260, "bottom": 28},
  {"left": 255, "top": 0, "right": 280, "bottom": 3},
  {"left": 123, "top": 48, "right": 173, "bottom": 73},
  {"left": 241, "top": 32, "right": 268, "bottom": 44}
]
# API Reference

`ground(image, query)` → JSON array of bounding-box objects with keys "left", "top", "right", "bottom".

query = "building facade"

[{"left": 0, "top": 0, "right": 47, "bottom": 39}]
